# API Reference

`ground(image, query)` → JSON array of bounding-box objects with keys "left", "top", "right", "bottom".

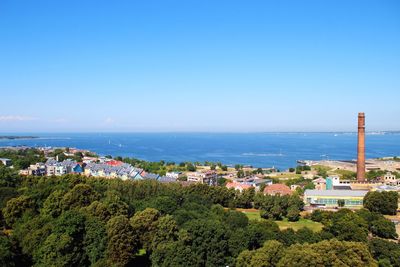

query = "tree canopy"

[{"left": 0, "top": 169, "right": 393, "bottom": 267}]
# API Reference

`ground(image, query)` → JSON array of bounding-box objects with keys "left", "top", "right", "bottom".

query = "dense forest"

[{"left": 0, "top": 165, "right": 399, "bottom": 267}]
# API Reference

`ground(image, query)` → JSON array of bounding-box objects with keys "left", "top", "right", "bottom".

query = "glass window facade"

[{"left": 311, "top": 198, "right": 363, "bottom": 206}]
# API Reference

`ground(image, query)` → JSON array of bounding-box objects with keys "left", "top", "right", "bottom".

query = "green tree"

[
  {"left": 37, "top": 233, "right": 82, "bottom": 267},
  {"left": 369, "top": 216, "right": 398, "bottom": 239},
  {"left": 84, "top": 201, "right": 111, "bottom": 222},
  {"left": 246, "top": 220, "right": 279, "bottom": 250},
  {"left": 228, "top": 228, "right": 248, "bottom": 259},
  {"left": 295, "top": 227, "right": 321, "bottom": 244},
  {"left": 314, "top": 166, "right": 329, "bottom": 178},
  {"left": 2, "top": 195, "right": 35, "bottom": 226},
  {"left": 151, "top": 215, "right": 179, "bottom": 251},
  {"left": 184, "top": 219, "right": 231, "bottom": 267},
  {"left": 235, "top": 187, "right": 255, "bottom": 209},
  {"left": 41, "top": 190, "right": 65, "bottom": 217},
  {"left": 146, "top": 196, "right": 178, "bottom": 215},
  {"left": 186, "top": 163, "right": 196, "bottom": 172},
  {"left": 223, "top": 209, "right": 249, "bottom": 229},
  {"left": 364, "top": 191, "right": 398, "bottom": 215},
  {"left": 106, "top": 215, "right": 138, "bottom": 266},
  {"left": 36, "top": 210, "right": 87, "bottom": 267},
  {"left": 236, "top": 240, "right": 285, "bottom": 267},
  {"left": 277, "top": 239, "right": 377, "bottom": 267},
  {"left": 277, "top": 243, "right": 323, "bottom": 267},
  {"left": 61, "top": 184, "right": 99, "bottom": 210},
  {"left": 0, "top": 166, "right": 20, "bottom": 187},
  {"left": 217, "top": 177, "right": 228, "bottom": 186},
  {"left": 0, "top": 187, "right": 18, "bottom": 212},
  {"left": 150, "top": 237, "right": 199, "bottom": 267},
  {"left": 325, "top": 209, "right": 369, "bottom": 242},
  {"left": 310, "top": 209, "right": 333, "bottom": 224},
  {"left": 73, "top": 152, "right": 84, "bottom": 162},
  {"left": 84, "top": 216, "right": 107, "bottom": 265},
  {"left": 0, "top": 233, "right": 16, "bottom": 267},
  {"left": 13, "top": 215, "right": 52, "bottom": 262},
  {"left": 130, "top": 208, "right": 161, "bottom": 251},
  {"left": 312, "top": 239, "right": 377, "bottom": 267},
  {"left": 286, "top": 205, "right": 300, "bottom": 222},
  {"left": 369, "top": 238, "right": 400, "bottom": 267}
]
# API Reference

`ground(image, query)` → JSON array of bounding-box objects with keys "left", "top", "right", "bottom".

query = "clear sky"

[{"left": 0, "top": 0, "right": 399, "bottom": 132}]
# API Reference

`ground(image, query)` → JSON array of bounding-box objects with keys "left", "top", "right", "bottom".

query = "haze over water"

[{"left": 1, "top": 132, "right": 400, "bottom": 170}]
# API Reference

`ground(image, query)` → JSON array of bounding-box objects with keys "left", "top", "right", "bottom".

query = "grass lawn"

[
  {"left": 269, "top": 173, "right": 302, "bottom": 179},
  {"left": 242, "top": 210, "right": 262, "bottom": 221},
  {"left": 275, "top": 218, "right": 323, "bottom": 232},
  {"left": 136, "top": 249, "right": 147, "bottom": 256},
  {"left": 331, "top": 169, "right": 356, "bottom": 178},
  {"left": 242, "top": 210, "right": 323, "bottom": 232},
  {"left": 311, "top": 165, "right": 332, "bottom": 171}
]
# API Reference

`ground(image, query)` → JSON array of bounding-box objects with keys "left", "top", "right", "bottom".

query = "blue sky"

[{"left": 0, "top": 0, "right": 399, "bottom": 132}]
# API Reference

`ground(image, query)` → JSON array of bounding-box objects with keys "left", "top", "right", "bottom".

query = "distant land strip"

[{"left": 0, "top": 136, "right": 39, "bottom": 140}]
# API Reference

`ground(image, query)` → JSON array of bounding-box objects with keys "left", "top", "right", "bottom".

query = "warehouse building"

[{"left": 304, "top": 189, "right": 368, "bottom": 208}]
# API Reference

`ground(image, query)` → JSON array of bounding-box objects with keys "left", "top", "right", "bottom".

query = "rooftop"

[
  {"left": 226, "top": 182, "right": 252, "bottom": 190},
  {"left": 304, "top": 189, "right": 368, "bottom": 197},
  {"left": 263, "top": 184, "right": 292, "bottom": 195},
  {"left": 313, "top": 177, "right": 326, "bottom": 183}
]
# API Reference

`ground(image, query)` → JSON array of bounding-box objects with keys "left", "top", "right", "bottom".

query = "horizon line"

[{"left": 1, "top": 130, "right": 400, "bottom": 134}]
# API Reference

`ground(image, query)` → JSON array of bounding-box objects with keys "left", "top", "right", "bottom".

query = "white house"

[
  {"left": 166, "top": 171, "right": 183, "bottom": 180},
  {"left": 0, "top": 158, "right": 12, "bottom": 166}
]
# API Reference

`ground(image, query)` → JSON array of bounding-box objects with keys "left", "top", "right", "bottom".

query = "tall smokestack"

[{"left": 357, "top": 112, "right": 366, "bottom": 181}]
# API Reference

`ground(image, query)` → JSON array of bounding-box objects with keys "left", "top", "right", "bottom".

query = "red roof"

[
  {"left": 105, "top": 160, "right": 123, "bottom": 166},
  {"left": 226, "top": 182, "right": 252, "bottom": 190},
  {"left": 263, "top": 184, "right": 292, "bottom": 196},
  {"left": 313, "top": 178, "right": 326, "bottom": 183}
]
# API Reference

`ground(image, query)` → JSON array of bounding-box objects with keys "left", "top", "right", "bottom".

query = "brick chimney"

[{"left": 357, "top": 112, "right": 365, "bottom": 181}]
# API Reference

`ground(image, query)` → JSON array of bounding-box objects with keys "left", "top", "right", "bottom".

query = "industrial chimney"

[{"left": 357, "top": 113, "right": 365, "bottom": 181}]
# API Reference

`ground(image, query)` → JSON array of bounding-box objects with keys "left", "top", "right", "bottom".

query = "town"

[
  {"left": 1, "top": 113, "right": 399, "bottom": 213},
  {"left": 1, "top": 113, "right": 399, "bottom": 266}
]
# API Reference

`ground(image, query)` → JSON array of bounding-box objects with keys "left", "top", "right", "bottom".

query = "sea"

[{"left": 1, "top": 132, "right": 400, "bottom": 170}]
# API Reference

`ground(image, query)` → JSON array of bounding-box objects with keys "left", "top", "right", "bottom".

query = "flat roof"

[{"left": 304, "top": 189, "right": 368, "bottom": 197}]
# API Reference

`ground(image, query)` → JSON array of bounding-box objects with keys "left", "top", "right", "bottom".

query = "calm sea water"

[{"left": 1, "top": 132, "right": 400, "bottom": 170}]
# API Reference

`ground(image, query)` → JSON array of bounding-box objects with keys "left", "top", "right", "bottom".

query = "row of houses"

[
  {"left": 19, "top": 159, "right": 83, "bottom": 176},
  {"left": 19, "top": 158, "right": 220, "bottom": 185},
  {"left": 19, "top": 158, "right": 166, "bottom": 181}
]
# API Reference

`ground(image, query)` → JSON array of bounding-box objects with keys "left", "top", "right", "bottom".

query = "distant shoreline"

[
  {"left": 0, "top": 133, "right": 399, "bottom": 169},
  {"left": 0, "top": 136, "right": 39, "bottom": 140},
  {"left": 0, "top": 131, "right": 399, "bottom": 134}
]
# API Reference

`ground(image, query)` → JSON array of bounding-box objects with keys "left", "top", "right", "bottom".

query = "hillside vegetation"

[{"left": 0, "top": 166, "right": 399, "bottom": 266}]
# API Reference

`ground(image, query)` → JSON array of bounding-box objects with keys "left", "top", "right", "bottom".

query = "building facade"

[
  {"left": 304, "top": 189, "right": 368, "bottom": 208},
  {"left": 187, "top": 171, "right": 217, "bottom": 185}
]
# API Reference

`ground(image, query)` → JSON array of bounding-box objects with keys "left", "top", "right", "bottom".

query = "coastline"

[{"left": 0, "top": 136, "right": 39, "bottom": 140}]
